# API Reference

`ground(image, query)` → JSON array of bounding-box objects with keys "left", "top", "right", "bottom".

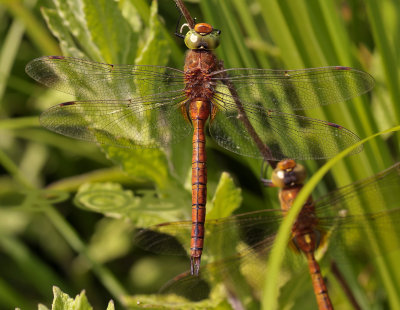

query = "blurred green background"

[{"left": 0, "top": 0, "right": 399, "bottom": 309}]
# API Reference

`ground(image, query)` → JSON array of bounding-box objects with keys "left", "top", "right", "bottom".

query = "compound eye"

[
  {"left": 271, "top": 160, "right": 306, "bottom": 188},
  {"left": 194, "top": 23, "right": 213, "bottom": 34},
  {"left": 184, "top": 27, "right": 220, "bottom": 50}
]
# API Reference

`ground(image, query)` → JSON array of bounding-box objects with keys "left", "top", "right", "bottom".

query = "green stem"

[
  {"left": 0, "top": 116, "right": 40, "bottom": 129},
  {"left": 44, "top": 207, "right": 129, "bottom": 303}
]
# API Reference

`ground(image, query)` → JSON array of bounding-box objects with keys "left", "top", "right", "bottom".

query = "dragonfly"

[
  {"left": 26, "top": 22, "right": 374, "bottom": 275},
  {"left": 134, "top": 161, "right": 400, "bottom": 309}
]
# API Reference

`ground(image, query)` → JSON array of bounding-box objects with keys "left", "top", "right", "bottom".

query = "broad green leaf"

[
  {"left": 119, "top": 0, "right": 143, "bottom": 33},
  {"left": 83, "top": 0, "right": 137, "bottom": 63},
  {"left": 207, "top": 172, "right": 242, "bottom": 219},
  {"left": 102, "top": 147, "right": 173, "bottom": 191},
  {"left": 51, "top": 0, "right": 102, "bottom": 60},
  {"left": 135, "top": 0, "right": 170, "bottom": 66},
  {"left": 41, "top": 8, "right": 87, "bottom": 58}
]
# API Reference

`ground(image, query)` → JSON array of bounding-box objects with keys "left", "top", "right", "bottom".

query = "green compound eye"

[
  {"left": 184, "top": 23, "right": 220, "bottom": 50},
  {"left": 271, "top": 160, "right": 306, "bottom": 188}
]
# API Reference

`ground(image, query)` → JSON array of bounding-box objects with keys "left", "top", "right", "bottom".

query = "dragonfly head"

[
  {"left": 271, "top": 159, "right": 306, "bottom": 188},
  {"left": 184, "top": 23, "right": 220, "bottom": 50}
]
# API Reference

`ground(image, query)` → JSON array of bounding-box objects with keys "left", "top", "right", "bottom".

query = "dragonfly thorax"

[{"left": 184, "top": 50, "right": 218, "bottom": 102}]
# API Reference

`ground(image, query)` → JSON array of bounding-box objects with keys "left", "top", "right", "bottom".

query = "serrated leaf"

[
  {"left": 51, "top": 286, "right": 92, "bottom": 310},
  {"left": 46, "top": 286, "right": 113, "bottom": 310},
  {"left": 207, "top": 172, "right": 242, "bottom": 220},
  {"left": 135, "top": 0, "right": 170, "bottom": 66}
]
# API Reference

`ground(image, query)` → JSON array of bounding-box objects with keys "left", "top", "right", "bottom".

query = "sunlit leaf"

[
  {"left": 207, "top": 172, "right": 242, "bottom": 219},
  {"left": 51, "top": 286, "right": 92, "bottom": 310},
  {"left": 43, "top": 286, "right": 114, "bottom": 310},
  {"left": 135, "top": 0, "right": 170, "bottom": 67}
]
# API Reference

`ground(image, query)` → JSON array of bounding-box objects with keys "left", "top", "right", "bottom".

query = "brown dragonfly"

[
  {"left": 134, "top": 161, "right": 400, "bottom": 309},
  {"left": 26, "top": 22, "right": 374, "bottom": 275}
]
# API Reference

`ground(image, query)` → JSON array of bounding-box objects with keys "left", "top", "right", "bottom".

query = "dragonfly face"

[
  {"left": 184, "top": 23, "right": 221, "bottom": 50},
  {"left": 271, "top": 159, "right": 307, "bottom": 188}
]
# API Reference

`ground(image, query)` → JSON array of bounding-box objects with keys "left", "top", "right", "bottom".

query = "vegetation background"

[{"left": 0, "top": 0, "right": 399, "bottom": 309}]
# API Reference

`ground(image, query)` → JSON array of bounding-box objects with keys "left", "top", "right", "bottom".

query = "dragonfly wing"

[
  {"left": 160, "top": 244, "right": 270, "bottom": 303},
  {"left": 315, "top": 163, "right": 400, "bottom": 217},
  {"left": 211, "top": 67, "right": 374, "bottom": 111},
  {"left": 40, "top": 96, "right": 192, "bottom": 147},
  {"left": 209, "top": 98, "right": 361, "bottom": 159},
  {"left": 26, "top": 56, "right": 185, "bottom": 100},
  {"left": 314, "top": 163, "right": 400, "bottom": 253},
  {"left": 134, "top": 209, "right": 284, "bottom": 260}
]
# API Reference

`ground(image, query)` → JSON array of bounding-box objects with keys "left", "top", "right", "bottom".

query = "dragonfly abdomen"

[
  {"left": 305, "top": 251, "right": 334, "bottom": 310},
  {"left": 189, "top": 100, "right": 211, "bottom": 276}
]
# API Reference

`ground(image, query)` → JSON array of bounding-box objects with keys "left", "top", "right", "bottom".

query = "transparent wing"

[
  {"left": 211, "top": 66, "right": 374, "bottom": 111},
  {"left": 209, "top": 97, "right": 362, "bottom": 159},
  {"left": 25, "top": 56, "right": 185, "bottom": 100},
  {"left": 134, "top": 209, "right": 284, "bottom": 259},
  {"left": 159, "top": 242, "right": 273, "bottom": 303},
  {"left": 315, "top": 163, "right": 400, "bottom": 216},
  {"left": 314, "top": 163, "right": 400, "bottom": 246},
  {"left": 40, "top": 96, "right": 192, "bottom": 148}
]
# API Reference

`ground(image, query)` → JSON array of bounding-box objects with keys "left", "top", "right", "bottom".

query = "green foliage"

[
  {"left": 1, "top": 0, "right": 400, "bottom": 309},
  {"left": 124, "top": 293, "right": 232, "bottom": 310},
  {"left": 207, "top": 172, "right": 242, "bottom": 219},
  {"left": 39, "top": 286, "right": 114, "bottom": 310}
]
